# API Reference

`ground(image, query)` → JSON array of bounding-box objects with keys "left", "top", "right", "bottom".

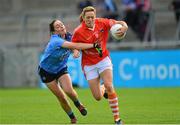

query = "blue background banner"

[{"left": 67, "top": 49, "right": 180, "bottom": 88}]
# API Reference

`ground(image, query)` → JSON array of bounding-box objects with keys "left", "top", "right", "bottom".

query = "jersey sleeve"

[
  {"left": 98, "top": 18, "right": 116, "bottom": 30},
  {"left": 54, "top": 37, "right": 65, "bottom": 49}
]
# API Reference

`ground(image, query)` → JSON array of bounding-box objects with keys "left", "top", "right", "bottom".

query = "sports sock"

[
  {"left": 67, "top": 111, "right": 75, "bottom": 119},
  {"left": 108, "top": 92, "right": 120, "bottom": 121},
  {"left": 73, "top": 100, "right": 81, "bottom": 107}
]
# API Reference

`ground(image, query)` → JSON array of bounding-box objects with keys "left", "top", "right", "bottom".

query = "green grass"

[{"left": 0, "top": 87, "right": 180, "bottom": 124}]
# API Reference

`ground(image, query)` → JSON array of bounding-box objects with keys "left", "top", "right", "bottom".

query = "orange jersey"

[{"left": 72, "top": 18, "right": 116, "bottom": 66}]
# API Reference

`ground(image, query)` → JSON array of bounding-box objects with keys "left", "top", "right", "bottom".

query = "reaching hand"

[
  {"left": 93, "top": 42, "right": 100, "bottom": 48},
  {"left": 93, "top": 42, "right": 103, "bottom": 57},
  {"left": 95, "top": 47, "right": 103, "bottom": 57},
  {"left": 73, "top": 49, "right": 80, "bottom": 58}
]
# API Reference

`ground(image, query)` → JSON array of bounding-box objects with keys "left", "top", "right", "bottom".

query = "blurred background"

[{"left": 0, "top": 0, "right": 180, "bottom": 88}]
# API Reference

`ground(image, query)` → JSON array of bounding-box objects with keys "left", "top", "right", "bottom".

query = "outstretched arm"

[
  {"left": 62, "top": 41, "right": 93, "bottom": 50},
  {"left": 62, "top": 41, "right": 101, "bottom": 50}
]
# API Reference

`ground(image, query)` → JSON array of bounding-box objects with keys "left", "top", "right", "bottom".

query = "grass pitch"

[{"left": 0, "top": 87, "right": 180, "bottom": 124}]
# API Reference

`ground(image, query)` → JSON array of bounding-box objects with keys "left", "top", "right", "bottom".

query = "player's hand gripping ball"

[{"left": 110, "top": 24, "right": 126, "bottom": 40}]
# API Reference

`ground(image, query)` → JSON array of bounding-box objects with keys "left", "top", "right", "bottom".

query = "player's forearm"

[
  {"left": 115, "top": 21, "right": 128, "bottom": 33},
  {"left": 62, "top": 41, "right": 93, "bottom": 50},
  {"left": 116, "top": 21, "right": 128, "bottom": 30},
  {"left": 73, "top": 43, "right": 93, "bottom": 50}
]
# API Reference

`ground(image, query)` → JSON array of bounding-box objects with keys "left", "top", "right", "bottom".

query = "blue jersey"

[{"left": 39, "top": 33, "right": 72, "bottom": 74}]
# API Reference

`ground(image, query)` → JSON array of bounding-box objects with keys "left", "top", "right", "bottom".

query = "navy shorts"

[{"left": 38, "top": 66, "right": 68, "bottom": 83}]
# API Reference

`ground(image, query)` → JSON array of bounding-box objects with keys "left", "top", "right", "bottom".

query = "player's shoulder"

[
  {"left": 49, "top": 35, "right": 63, "bottom": 43},
  {"left": 96, "top": 18, "right": 109, "bottom": 22},
  {"left": 74, "top": 24, "right": 83, "bottom": 33},
  {"left": 96, "top": 18, "right": 111, "bottom": 26}
]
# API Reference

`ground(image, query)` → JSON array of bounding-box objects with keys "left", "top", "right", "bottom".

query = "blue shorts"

[{"left": 38, "top": 66, "right": 68, "bottom": 83}]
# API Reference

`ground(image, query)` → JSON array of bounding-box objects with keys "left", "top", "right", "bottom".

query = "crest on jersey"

[{"left": 100, "top": 29, "right": 104, "bottom": 32}]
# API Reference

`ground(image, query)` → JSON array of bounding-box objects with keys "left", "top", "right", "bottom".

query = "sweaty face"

[
  {"left": 53, "top": 20, "right": 66, "bottom": 37},
  {"left": 84, "top": 11, "right": 95, "bottom": 28}
]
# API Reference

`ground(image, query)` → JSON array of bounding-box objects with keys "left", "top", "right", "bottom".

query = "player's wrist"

[
  {"left": 93, "top": 42, "right": 101, "bottom": 49},
  {"left": 93, "top": 43, "right": 98, "bottom": 48}
]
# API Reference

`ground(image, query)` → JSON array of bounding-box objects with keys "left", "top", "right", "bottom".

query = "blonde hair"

[{"left": 79, "top": 6, "right": 96, "bottom": 23}]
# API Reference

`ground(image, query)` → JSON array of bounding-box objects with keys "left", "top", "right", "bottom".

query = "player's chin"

[{"left": 87, "top": 24, "right": 93, "bottom": 28}]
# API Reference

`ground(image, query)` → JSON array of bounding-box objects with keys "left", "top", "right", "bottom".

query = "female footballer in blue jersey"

[{"left": 38, "top": 19, "right": 100, "bottom": 124}]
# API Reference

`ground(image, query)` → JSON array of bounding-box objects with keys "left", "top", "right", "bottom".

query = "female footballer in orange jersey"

[{"left": 72, "top": 6, "right": 128, "bottom": 124}]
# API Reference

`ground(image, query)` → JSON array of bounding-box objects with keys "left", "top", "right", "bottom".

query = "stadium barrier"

[
  {"left": 67, "top": 49, "right": 180, "bottom": 88},
  {"left": 0, "top": 46, "right": 39, "bottom": 88}
]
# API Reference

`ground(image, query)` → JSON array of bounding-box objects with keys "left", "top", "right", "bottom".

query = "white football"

[{"left": 110, "top": 24, "right": 126, "bottom": 40}]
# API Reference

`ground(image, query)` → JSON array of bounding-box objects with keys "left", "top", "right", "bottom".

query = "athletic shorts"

[
  {"left": 38, "top": 66, "right": 68, "bottom": 83},
  {"left": 83, "top": 56, "right": 113, "bottom": 80}
]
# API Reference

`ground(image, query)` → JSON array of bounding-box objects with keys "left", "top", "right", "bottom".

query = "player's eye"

[
  {"left": 87, "top": 16, "right": 94, "bottom": 20},
  {"left": 59, "top": 24, "right": 64, "bottom": 27}
]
